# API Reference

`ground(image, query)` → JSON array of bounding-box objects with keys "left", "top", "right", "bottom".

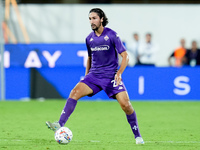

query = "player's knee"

[
  {"left": 69, "top": 88, "right": 81, "bottom": 99},
  {"left": 120, "top": 101, "right": 133, "bottom": 114},
  {"left": 121, "top": 102, "right": 130, "bottom": 111}
]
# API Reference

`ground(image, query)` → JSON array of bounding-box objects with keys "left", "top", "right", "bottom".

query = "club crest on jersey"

[
  {"left": 104, "top": 35, "right": 109, "bottom": 41},
  {"left": 90, "top": 38, "right": 93, "bottom": 42}
]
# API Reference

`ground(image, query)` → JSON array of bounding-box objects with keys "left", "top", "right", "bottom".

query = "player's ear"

[{"left": 101, "top": 17, "right": 103, "bottom": 23}]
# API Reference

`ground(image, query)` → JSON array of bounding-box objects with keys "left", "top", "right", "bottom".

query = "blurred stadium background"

[{"left": 0, "top": 0, "right": 200, "bottom": 100}]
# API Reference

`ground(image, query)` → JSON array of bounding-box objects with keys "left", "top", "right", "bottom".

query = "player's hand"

[{"left": 115, "top": 72, "right": 122, "bottom": 86}]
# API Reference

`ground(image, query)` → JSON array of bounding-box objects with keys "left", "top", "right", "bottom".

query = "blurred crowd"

[
  {"left": 128, "top": 33, "right": 200, "bottom": 67},
  {"left": 168, "top": 39, "right": 200, "bottom": 67}
]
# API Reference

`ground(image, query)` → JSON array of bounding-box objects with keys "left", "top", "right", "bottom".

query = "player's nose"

[{"left": 90, "top": 20, "right": 94, "bottom": 24}]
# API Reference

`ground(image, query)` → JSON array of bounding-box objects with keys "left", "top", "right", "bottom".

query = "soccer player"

[{"left": 46, "top": 8, "right": 144, "bottom": 145}]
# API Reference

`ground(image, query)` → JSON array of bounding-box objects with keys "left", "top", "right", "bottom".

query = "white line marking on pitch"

[
  {"left": 0, "top": 139, "right": 200, "bottom": 144},
  {"left": 73, "top": 140, "right": 200, "bottom": 144},
  {"left": 145, "top": 141, "right": 200, "bottom": 143},
  {"left": 0, "top": 139, "right": 32, "bottom": 142}
]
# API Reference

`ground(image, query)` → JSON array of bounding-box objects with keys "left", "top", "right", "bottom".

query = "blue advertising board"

[
  {"left": 36, "top": 66, "right": 200, "bottom": 100},
  {"left": 2, "top": 44, "right": 200, "bottom": 100},
  {"left": 4, "top": 43, "right": 88, "bottom": 68}
]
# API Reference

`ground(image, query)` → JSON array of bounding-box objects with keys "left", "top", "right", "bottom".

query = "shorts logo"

[
  {"left": 104, "top": 35, "right": 109, "bottom": 41},
  {"left": 91, "top": 45, "right": 110, "bottom": 51}
]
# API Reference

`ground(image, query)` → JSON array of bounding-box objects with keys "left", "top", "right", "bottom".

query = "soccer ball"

[{"left": 54, "top": 127, "right": 73, "bottom": 144}]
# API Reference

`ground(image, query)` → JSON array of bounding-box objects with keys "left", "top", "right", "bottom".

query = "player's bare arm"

[
  {"left": 85, "top": 56, "right": 91, "bottom": 75},
  {"left": 115, "top": 51, "right": 129, "bottom": 86}
]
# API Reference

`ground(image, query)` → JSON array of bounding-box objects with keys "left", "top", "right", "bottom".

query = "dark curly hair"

[{"left": 89, "top": 8, "right": 109, "bottom": 27}]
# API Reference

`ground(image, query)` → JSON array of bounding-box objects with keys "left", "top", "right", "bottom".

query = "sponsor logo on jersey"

[
  {"left": 90, "top": 38, "right": 93, "bottom": 42},
  {"left": 104, "top": 35, "right": 109, "bottom": 41},
  {"left": 91, "top": 45, "right": 110, "bottom": 51}
]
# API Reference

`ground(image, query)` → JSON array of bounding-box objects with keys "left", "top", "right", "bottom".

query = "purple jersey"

[{"left": 86, "top": 27, "right": 126, "bottom": 79}]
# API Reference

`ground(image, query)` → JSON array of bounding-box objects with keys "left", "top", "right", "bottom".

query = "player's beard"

[{"left": 91, "top": 22, "right": 101, "bottom": 31}]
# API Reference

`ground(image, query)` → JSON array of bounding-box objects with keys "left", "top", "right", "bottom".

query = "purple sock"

[
  {"left": 58, "top": 98, "right": 77, "bottom": 127},
  {"left": 126, "top": 111, "right": 141, "bottom": 138}
]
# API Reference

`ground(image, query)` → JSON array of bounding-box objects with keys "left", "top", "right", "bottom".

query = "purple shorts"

[{"left": 80, "top": 73, "right": 127, "bottom": 99}]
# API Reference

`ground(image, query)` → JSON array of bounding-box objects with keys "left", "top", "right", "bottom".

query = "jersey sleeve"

[
  {"left": 112, "top": 33, "right": 126, "bottom": 54},
  {"left": 86, "top": 38, "right": 91, "bottom": 57}
]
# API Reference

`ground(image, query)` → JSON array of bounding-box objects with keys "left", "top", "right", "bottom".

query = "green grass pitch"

[{"left": 0, "top": 100, "right": 200, "bottom": 150}]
